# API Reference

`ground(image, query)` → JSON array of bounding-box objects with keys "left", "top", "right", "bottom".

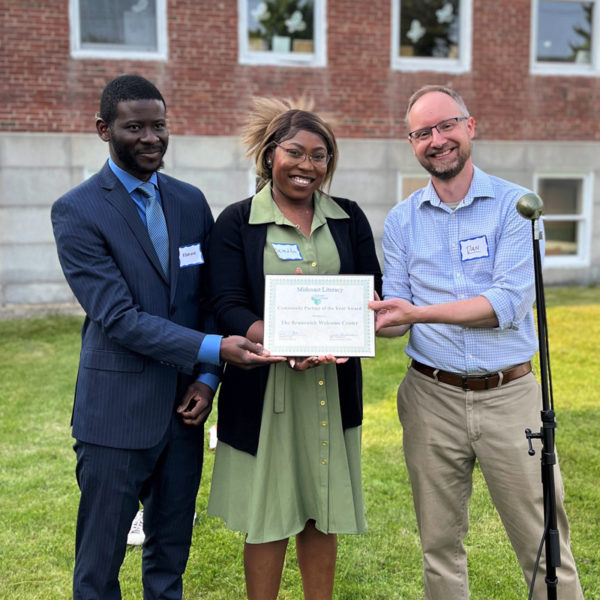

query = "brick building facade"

[{"left": 1, "top": 0, "right": 599, "bottom": 315}]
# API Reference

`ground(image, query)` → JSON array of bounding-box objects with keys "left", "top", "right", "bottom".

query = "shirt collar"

[
  {"left": 108, "top": 157, "right": 159, "bottom": 194},
  {"left": 417, "top": 166, "right": 496, "bottom": 210},
  {"left": 248, "top": 185, "right": 349, "bottom": 225}
]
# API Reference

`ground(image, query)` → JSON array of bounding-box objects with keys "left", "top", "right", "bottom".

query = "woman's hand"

[{"left": 288, "top": 355, "right": 349, "bottom": 371}]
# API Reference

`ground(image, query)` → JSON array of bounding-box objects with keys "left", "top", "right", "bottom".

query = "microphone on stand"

[
  {"left": 517, "top": 192, "right": 544, "bottom": 221},
  {"left": 517, "top": 193, "right": 544, "bottom": 246},
  {"left": 517, "top": 192, "right": 544, "bottom": 245},
  {"left": 516, "top": 192, "right": 561, "bottom": 600}
]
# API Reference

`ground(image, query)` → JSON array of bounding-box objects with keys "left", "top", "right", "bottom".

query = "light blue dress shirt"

[
  {"left": 382, "top": 166, "right": 540, "bottom": 374},
  {"left": 108, "top": 158, "right": 221, "bottom": 390}
]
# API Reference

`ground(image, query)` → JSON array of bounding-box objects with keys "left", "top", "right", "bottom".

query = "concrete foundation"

[{"left": 1, "top": 133, "right": 598, "bottom": 318}]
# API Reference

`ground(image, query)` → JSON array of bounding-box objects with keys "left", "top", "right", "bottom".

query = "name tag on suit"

[{"left": 179, "top": 243, "right": 204, "bottom": 268}]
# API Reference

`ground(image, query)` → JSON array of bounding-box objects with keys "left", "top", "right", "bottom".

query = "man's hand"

[
  {"left": 368, "top": 292, "right": 411, "bottom": 337},
  {"left": 220, "top": 335, "right": 286, "bottom": 369},
  {"left": 369, "top": 295, "right": 498, "bottom": 329},
  {"left": 177, "top": 381, "right": 215, "bottom": 426},
  {"left": 368, "top": 297, "right": 416, "bottom": 330}
]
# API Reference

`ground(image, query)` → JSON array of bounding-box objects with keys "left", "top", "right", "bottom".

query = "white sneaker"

[
  {"left": 207, "top": 424, "right": 217, "bottom": 450},
  {"left": 126, "top": 508, "right": 197, "bottom": 546},
  {"left": 127, "top": 509, "right": 145, "bottom": 546}
]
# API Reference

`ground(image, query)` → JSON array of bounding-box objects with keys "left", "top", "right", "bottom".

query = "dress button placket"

[{"left": 316, "top": 368, "right": 330, "bottom": 490}]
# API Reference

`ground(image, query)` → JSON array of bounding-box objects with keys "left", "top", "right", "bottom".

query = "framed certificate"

[{"left": 263, "top": 274, "right": 375, "bottom": 357}]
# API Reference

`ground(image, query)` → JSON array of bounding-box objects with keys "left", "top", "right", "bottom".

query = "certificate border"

[{"left": 263, "top": 274, "right": 375, "bottom": 357}]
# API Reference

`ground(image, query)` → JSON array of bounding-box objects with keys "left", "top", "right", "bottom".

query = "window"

[
  {"left": 535, "top": 174, "right": 593, "bottom": 266},
  {"left": 248, "top": 167, "right": 258, "bottom": 196},
  {"left": 391, "top": 0, "right": 472, "bottom": 73},
  {"left": 238, "top": 0, "right": 326, "bottom": 66},
  {"left": 70, "top": 0, "right": 167, "bottom": 60},
  {"left": 531, "top": 0, "right": 600, "bottom": 75},
  {"left": 397, "top": 174, "right": 429, "bottom": 203}
]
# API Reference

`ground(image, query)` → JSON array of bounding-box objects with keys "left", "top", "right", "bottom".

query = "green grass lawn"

[{"left": 0, "top": 287, "right": 598, "bottom": 599}]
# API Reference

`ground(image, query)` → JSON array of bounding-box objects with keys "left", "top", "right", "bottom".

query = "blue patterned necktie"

[{"left": 138, "top": 182, "right": 169, "bottom": 278}]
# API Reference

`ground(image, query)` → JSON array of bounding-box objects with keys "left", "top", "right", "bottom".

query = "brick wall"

[{"left": 2, "top": 0, "right": 599, "bottom": 140}]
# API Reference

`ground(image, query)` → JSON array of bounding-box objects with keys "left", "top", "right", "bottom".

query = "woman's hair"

[{"left": 241, "top": 96, "right": 338, "bottom": 192}]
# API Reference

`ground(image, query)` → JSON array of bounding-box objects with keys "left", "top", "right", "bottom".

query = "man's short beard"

[
  {"left": 112, "top": 139, "right": 165, "bottom": 176},
  {"left": 426, "top": 162, "right": 465, "bottom": 180},
  {"left": 420, "top": 146, "right": 470, "bottom": 181}
]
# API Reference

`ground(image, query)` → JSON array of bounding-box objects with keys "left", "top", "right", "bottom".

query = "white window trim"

[
  {"left": 248, "top": 167, "right": 258, "bottom": 197},
  {"left": 238, "top": 0, "right": 326, "bottom": 67},
  {"left": 535, "top": 172, "right": 594, "bottom": 268},
  {"left": 530, "top": 0, "right": 600, "bottom": 76},
  {"left": 69, "top": 0, "right": 168, "bottom": 61},
  {"left": 391, "top": 0, "right": 472, "bottom": 73}
]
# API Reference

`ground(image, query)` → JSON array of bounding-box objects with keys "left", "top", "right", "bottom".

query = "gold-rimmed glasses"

[{"left": 273, "top": 142, "right": 331, "bottom": 167}]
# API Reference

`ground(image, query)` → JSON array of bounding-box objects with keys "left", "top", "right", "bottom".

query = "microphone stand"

[{"left": 517, "top": 194, "right": 560, "bottom": 600}]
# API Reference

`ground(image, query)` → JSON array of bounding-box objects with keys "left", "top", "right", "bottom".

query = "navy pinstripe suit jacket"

[{"left": 52, "top": 161, "right": 218, "bottom": 449}]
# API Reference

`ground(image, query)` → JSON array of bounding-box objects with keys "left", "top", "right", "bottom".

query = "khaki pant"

[{"left": 397, "top": 367, "right": 584, "bottom": 600}]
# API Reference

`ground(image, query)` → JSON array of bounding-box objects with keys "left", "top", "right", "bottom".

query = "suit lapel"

[{"left": 99, "top": 163, "right": 169, "bottom": 284}]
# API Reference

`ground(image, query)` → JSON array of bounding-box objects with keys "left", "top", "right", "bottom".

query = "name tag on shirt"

[
  {"left": 271, "top": 242, "right": 303, "bottom": 261},
  {"left": 179, "top": 243, "right": 204, "bottom": 268},
  {"left": 459, "top": 235, "right": 489, "bottom": 261}
]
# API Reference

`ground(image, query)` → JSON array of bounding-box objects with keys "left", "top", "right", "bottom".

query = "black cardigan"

[{"left": 209, "top": 195, "right": 382, "bottom": 455}]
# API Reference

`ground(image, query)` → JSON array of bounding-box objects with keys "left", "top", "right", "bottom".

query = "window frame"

[
  {"left": 390, "top": 0, "right": 472, "bottom": 73},
  {"left": 69, "top": 0, "right": 168, "bottom": 61},
  {"left": 238, "top": 0, "right": 327, "bottom": 67},
  {"left": 396, "top": 173, "right": 430, "bottom": 204},
  {"left": 530, "top": 0, "right": 600, "bottom": 76},
  {"left": 534, "top": 172, "right": 594, "bottom": 268}
]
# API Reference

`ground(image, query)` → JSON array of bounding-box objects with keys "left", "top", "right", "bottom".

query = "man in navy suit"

[{"left": 51, "top": 75, "right": 282, "bottom": 600}]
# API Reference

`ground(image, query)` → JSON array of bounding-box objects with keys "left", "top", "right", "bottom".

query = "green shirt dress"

[{"left": 207, "top": 186, "right": 367, "bottom": 543}]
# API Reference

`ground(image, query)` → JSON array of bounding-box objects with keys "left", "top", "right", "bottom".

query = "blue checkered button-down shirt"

[{"left": 382, "top": 166, "right": 539, "bottom": 374}]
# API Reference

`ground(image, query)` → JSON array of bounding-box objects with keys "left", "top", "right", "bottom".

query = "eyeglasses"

[
  {"left": 408, "top": 117, "right": 469, "bottom": 142},
  {"left": 273, "top": 142, "right": 331, "bottom": 167}
]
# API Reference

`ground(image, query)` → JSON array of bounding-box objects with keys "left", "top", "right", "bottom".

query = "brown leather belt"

[{"left": 411, "top": 360, "right": 532, "bottom": 391}]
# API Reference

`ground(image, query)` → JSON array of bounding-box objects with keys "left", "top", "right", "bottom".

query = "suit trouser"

[
  {"left": 397, "top": 367, "right": 584, "bottom": 600},
  {"left": 73, "top": 413, "right": 204, "bottom": 600}
]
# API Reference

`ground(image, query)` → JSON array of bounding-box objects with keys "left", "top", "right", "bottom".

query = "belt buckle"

[{"left": 463, "top": 374, "right": 493, "bottom": 391}]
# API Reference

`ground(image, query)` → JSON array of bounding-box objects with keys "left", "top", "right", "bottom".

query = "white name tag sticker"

[
  {"left": 459, "top": 235, "right": 489, "bottom": 261},
  {"left": 179, "top": 243, "right": 204, "bottom": 268},
  {"left": 271, "top": 242, "right": 303, "bottom": 261}
]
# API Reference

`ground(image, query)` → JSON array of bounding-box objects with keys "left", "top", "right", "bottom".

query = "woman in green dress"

[{"left": 207, "top": 97, "right": 382, "bottom": 600}]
